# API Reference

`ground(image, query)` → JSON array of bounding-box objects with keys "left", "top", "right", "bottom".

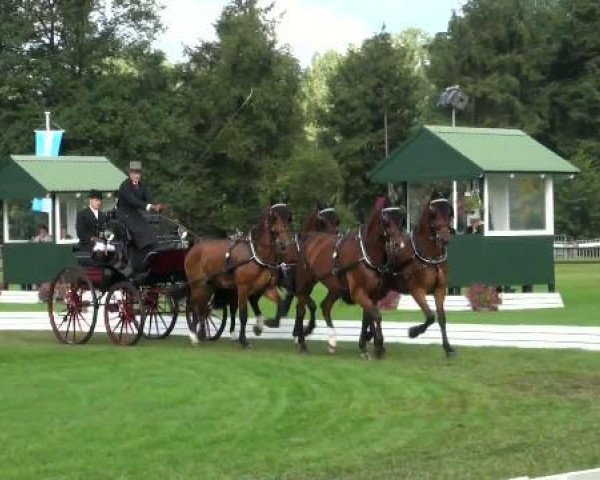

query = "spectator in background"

[
  {"left": 466, "top": 217, "right": 484, "bottom": 235},
  {"left": 31, "top": 224, "right": 52, "bottom": 243},
  {"left": 60, "top": 227, "right": 72, "bottom": 240}
]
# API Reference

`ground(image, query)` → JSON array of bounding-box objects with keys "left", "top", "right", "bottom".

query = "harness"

[{"left": 410, "top": 233, "right": 448, "bottom": 267}]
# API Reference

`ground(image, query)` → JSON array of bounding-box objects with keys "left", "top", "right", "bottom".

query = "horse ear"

[{"left": 316, "top": 201, "right": 325, "bottom": 210}]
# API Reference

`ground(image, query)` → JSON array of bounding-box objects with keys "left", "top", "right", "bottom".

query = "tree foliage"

[{"left": 318, "top": 32, "right": 424, "bottom": 216}]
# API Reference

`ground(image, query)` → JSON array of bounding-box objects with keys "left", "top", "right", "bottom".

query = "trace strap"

[{"left": 410, "top": 234, "right": 448, "bottom": 266}]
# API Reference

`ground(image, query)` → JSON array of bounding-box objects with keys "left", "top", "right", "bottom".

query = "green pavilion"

[
  {"left": 0, "top": 155, "right": 125, "bottom": 284},
  {"left": 369, "top": 125, "right": 579, "bottom": 291}
]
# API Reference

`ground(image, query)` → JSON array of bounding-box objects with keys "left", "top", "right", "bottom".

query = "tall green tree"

[
  {"left": 319, "top": 32, "right": 423, "bottom": 216},
  {"left": 555, "top": 153, "right": 600, "bottom": 238},
  {"left": 427, "top": 0, "right": 555, "bottom": 132},
  {"left": 543, "top": 0, "right": 600, "bottom": 163},
  {"left": 163, "top": 0, "right": 303, "bottom": 234},
  {"left": 301, "top": 50, "right": 342, "bottom": 141},
  {"left": 0, "top": 0, "right": 165, "bottom": 160}
]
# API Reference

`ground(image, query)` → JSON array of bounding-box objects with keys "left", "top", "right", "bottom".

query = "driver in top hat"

[
  {"left": 116, "top": 161, "right": 163, "bottom": 271},
  {"left": 76, "top": 189, "right": 115, "bottom": 253}
]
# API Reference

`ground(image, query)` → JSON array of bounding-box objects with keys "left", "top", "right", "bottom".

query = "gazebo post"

[
  {"left": 2, "top": 200, "right": 8, "bottom": 241},
  {"left": 452, "top": 181, "right": 458, "bottom": 231}
]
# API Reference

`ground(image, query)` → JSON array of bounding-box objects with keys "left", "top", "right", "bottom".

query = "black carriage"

[
  {"left": 47, "top": 213, "right": 185, "bottom": 345},
  {"left": 46, "top": 213, "right": 226, "bottom": 346}
]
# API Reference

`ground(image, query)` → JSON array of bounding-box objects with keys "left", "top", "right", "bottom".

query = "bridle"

[
  {"left": 316, "top": 207, "right": 339, "bottom": 233},
  {"left": 247, "top": 204, "right": 294, "bottom": 269},
  {"left": 412, "top": 198, "right": 453, "bottom": 266},
  {"left": 357, "top": 207, "right": 407, "bottom": 275},
  {"left": 428, "top": 198, "right": 453, "bottom": 244}
]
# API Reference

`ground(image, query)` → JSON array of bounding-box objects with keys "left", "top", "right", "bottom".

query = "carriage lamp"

[
  {"left": 103, "top": 228, "right": 115, "bottom": 242},
  {"left": 177, "top": 226, "right": 188, "bottom": 240},
  {"left": 509, "top": 173, "right": 515, "bottom": 179}
]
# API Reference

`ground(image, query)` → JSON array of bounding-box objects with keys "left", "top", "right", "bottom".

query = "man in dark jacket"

[
  {"left": 116, "top": 161, "right": 163, "bottom": 271},
  {"left": 76, "top": 190, "right": 114, "bottom": 253}
]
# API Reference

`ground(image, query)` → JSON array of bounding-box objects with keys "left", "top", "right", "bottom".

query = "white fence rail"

[{"left": 554, "top": 237, "right": 600, "bottom": 261}]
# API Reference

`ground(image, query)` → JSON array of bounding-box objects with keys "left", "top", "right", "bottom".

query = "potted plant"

[
  {"left": 466, "top": 284, "right": 501, "bottom": 311},
  {"left": 463, "top": 191, "right": 482, "bottom": 214}
]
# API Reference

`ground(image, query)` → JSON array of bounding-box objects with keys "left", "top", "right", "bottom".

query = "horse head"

[
  {"left": 426, "top": 197, "right": 454, "bottom": 247},
  {"left": 315, "top": 202, "right": 339, "bottom": 234},
  {"left": 365, "top": 205, "right": 409, "bottom": 268},
  {"left": 262, "top": 203, "right": 293, "bottom": 254}
]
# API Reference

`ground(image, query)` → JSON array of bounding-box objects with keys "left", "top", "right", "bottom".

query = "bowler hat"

[
  {"left": 129, "top": 160, "right": 142, "bottom": 171},
  {"left": 89, "top": 189, "right": 103, "bottom": 200}
]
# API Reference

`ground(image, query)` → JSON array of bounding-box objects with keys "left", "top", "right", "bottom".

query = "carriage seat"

[{"left": 72, "top": 245, "right": 122, "bottom": 268}]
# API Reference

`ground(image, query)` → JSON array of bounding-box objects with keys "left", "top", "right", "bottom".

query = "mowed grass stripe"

[{"left": 0, "top": 332, "right": 599, "bottom": 479}]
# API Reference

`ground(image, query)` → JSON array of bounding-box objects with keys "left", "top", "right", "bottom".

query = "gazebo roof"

[
  {"left": 0, "top": 155, "right": 125, "bottom": 200},
  {"left": 369, "top": 125, "right": 579, "bottom": 183}
]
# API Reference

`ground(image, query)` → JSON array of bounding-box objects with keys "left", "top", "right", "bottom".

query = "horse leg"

[
  {"left": 188, "top": 303, "right": 200, "bottom": 345},
  {"left": 407, "top": 289, "right": 435, "bottom": 339},
  {"left": 434, "top": 286, "right": 456, "bottom": 357},
  {"left": 304, "top": 296, "right": 318, "bottom": 338},
  {"left": 354, "top": 290, "right": 384, "bottom": 359},
  {"left": 294, "top": 293, "right": 309, "bottom": 354},
  {"left": 188, "top": 289, "right": 211, "bottom": 345},
  {"left": 229, "top": 300, "right": 238, "bottom": 341},
  {"left": 358, "top": 309, "right": 371, "bottom": 360},
  {"left": 250, "top": 294, "right": 265, "bottom": 336},
  {"left": 237, "top": 287, "right": 250, "bottom": 348},
  {"left": 319, "top": 289, "right": 340, "bottom": 353},
  {"left": 264, "top": 287, "right": 289, "bottom": 329}
]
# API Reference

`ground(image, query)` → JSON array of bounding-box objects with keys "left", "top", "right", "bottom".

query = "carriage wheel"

[
  {"left": 104, "top": 281, "right": 144, "bottom": 346},
  {"left": 48, "top": 267, "right": 98, "bottom": 345},
  {"left": 141, "top": 289, "right": 179, "bottom": 340},
  {"left": 185, "top": 300, "right": 226, "bottom": 341}
]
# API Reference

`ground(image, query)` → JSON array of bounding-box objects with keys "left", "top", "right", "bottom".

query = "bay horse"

[
  {"left": 395, "top": 196, "right": 456, "bottom": 357},
  {"left": 225, "top": 204, "right": 340, "bottom": 339},
  {"left": 184, "top": 203, "right": 292, "bottom": 348},
  {"left": 294, "top": 205, "right": 413, "bottom": 358}
]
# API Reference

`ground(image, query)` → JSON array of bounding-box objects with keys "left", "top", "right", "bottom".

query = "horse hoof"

[
  {"left": 188, "top": 332, "right": 200, "bottom": 345},
  {"left": 299, "top": 345, "right": 309, "bottom": 355},
  {"left": 239, "top": 340, "right": 251, "bottom": 349},
  {"left": 360, "top": 352, "right": 371, "bottom": 361},
  {"left": 445, "top": 348, "right": 457, "bottom": 358},
  {"left": 253, "top": 325, "right": 263, "bottom": 337},
  {"left": 374, "top": 347, "right": 386, "bottom": 359},
  {"left": 408, "top": 326, "right": 421, "bottom": 339},
  {"left": 327, "top": 340, "right": 337, "bottom": 354},
  {"left": 264, "top": 319, "right": 280, "bottom": 328},
  {"left": 230, "top": 331, "right": 239, "bottom": 342}
]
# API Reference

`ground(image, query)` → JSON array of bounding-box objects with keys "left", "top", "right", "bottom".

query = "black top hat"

[{"left": 89, "top": 189, "right": 103, "bottom": 200}]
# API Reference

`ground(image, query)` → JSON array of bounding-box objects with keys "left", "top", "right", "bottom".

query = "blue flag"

[
  {"left": 31, "top": 198, "right": 52, "bottom": 213},
  {"left": 35, "top": 130, "right": 64, "bottom": 157}
]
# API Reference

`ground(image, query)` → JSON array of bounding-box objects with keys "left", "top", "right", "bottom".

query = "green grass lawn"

[
  {"left": 2, "top": 263, "right": 599, "bottom": 326},
  {"left": 0, "top": 332, "right": 599, "bottom": 479},
  {"left": 258, "top": 263, "right": 600, "bottom": 326}
]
